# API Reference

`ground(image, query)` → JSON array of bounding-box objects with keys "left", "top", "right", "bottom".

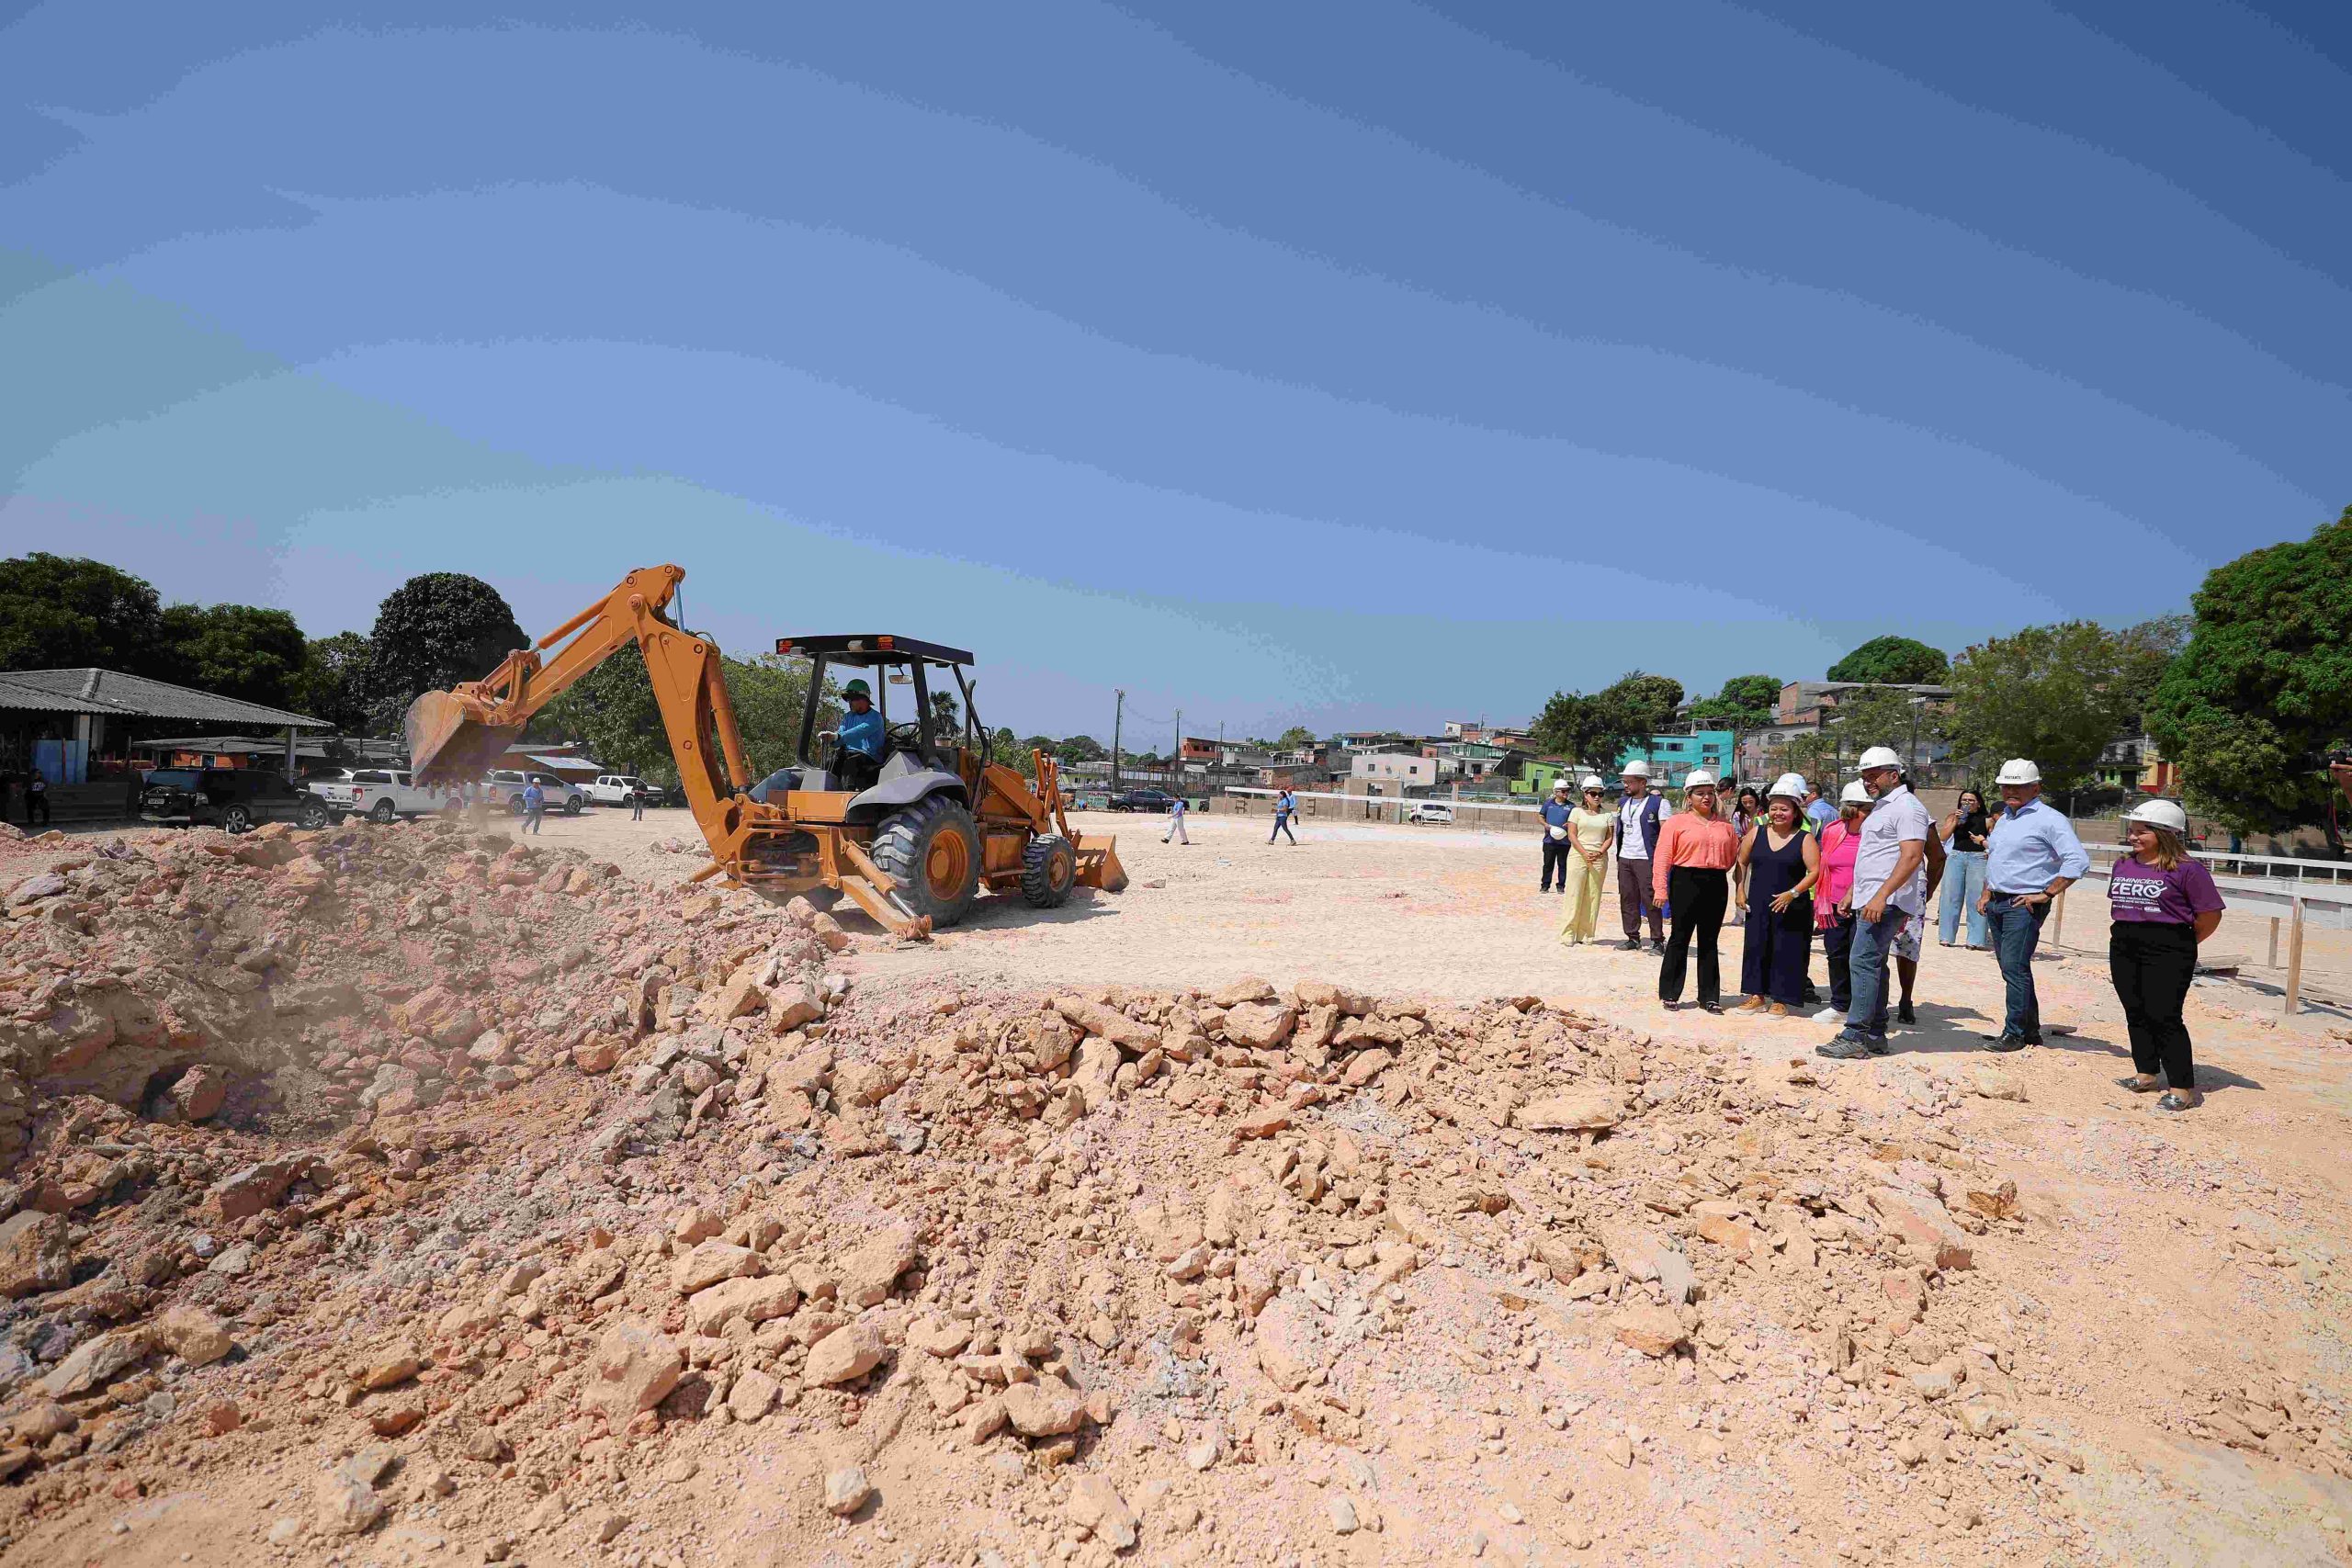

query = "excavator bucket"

[
  {"left": 1073, "top": 834, "right": 1127, "bottom": 892},
  {"left": 405, "top": 692, "right": 525, "bottom": 784}
]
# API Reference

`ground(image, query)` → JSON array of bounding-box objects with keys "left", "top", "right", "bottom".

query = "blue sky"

[{"left": 3, "top": 4, "right": 2346, "bottom": 746}]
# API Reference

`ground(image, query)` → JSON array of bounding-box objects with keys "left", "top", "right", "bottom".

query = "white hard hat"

[
  {"left": 2124, "top": 797, "right": 2188, "bottom": 833},
  {"left": 1682, "top": 769, "right": 1717, "bottom": 789},
  {"left": 1578, "top": 775, "right": 1605, "bottom": 792},
  {"left": 1551, "top": 776, "right": 1572, "bottom": 791},
  {"left": 1768, "top": 772, "right": 1807, "bottom": 802},
  {"left": 1996, "top": 758, "right": 2041, "bottom": 785},
  {"left": 1839, "top": 780, "right": 1871, "bottom": 805},
  {"left": 1857, "top": 745, "right": 1903, "bottom": 772},
  {"left": 1620, "top": 759, "right": 1651, "bottom": 779}
]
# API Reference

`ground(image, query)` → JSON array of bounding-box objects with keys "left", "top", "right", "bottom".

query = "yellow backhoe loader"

[{"left": 403, "top": 564, "right": 1125, "bottom": 939}]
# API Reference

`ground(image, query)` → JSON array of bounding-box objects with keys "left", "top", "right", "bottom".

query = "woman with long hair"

[
  {"left": 2108, "top": 799, "right": 2223, "bottom": 1112},
  {"left": 1732, "top": 785, "right": 1763, "bottom": 842},
  {"left": 1939, "top": 787, "right": 1992, "bottom": 949}
]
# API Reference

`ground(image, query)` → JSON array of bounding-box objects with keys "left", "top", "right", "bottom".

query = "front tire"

[
  {"left": 370, "top": 798, "right": 397, "bottom": 824},
  {"left": 869, "top": 795, "right": 981, "bottom": 929},
  {"left": 1020, "top": 834, "right": 1077, "bottom": 908},
  {"left": 563, "top": 796, "right": 582, "bottom": 816},
  {"left": 220, "top": 805, "right": 253, "bottom": 833},
  {"left": 298, "top": 801, "right": 331, "bottom": 830}
]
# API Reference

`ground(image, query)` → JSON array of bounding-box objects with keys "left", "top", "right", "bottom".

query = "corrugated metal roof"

[
  {"left": 0, "top": 668, "right": 326, "bottom": 728},
  {"left": 521, "top": 753, "right": 602, "bottom": 771}
]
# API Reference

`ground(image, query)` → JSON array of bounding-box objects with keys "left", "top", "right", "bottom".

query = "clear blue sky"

[{"left": 4, "top": 4, "right": 2346, "bottom": 748}]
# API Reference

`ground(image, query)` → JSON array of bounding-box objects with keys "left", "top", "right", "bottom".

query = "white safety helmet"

[
  {"left": 2123, "top": 798, "right": 2189, "bottom": 834},
  {"left": 1768, "top": 772, "right": 1808, "bottom": 802},
  {"left": 1838, "top": 780, "right": 1872, "bottom": 806},
  {"left": 1551, "top": 776, "right": 1572, "bottom": 792},
  {"left": 1996, "top": 758, "right": 2041, "bottom": 785},
  {"left": 1621, "top": 759, "right": 1652, "bottom": 779},
  {"left": 1857, "top": 745, "right": 1904, "bottom": 772},
  {"left": 1682, "top": 769, "right": 1717, "bottom": 790},
  {"left": 1578, "top": 775, "right": 1605, "bottom": 792}
]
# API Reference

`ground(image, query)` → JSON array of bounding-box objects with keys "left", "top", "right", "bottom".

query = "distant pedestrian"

[
  {"left": 1938, "top": 788, "right": 1992, "bottom": 949},
  {"left": 521, "top": 778, "right": 546, "bottom": 836},
  {"left": 2108, "top": 798, "right": 2223, "bottom": 1112},
  {"left": 1163, "top": 794, "right": 1190, "bottom": 844},
  {"left": 1811, "top": 782, "right": 1871, "bottom": 1020},
  {"left": 1733, "top": 773, "right": 1820, "bottom": 1017},
  {"left": 1654, "top": 770, "right": 1739, "bottom": 1012},
  {"left": 25, "top": 767, "right": 50, "bottom": 827},
  {"left": 1817, "top": 747, "right": 1929, "bottom": 1060},
  {"left": 1539, "top": 778, "right": 1575, "bottom": 893},
  {"left": 1556, "top": 777, "right": 1614, "bottom": 946},
  {"left": 1612, "top": 760, "right": 1670, "bottom": 952},
  {"left": 1803, "top": 782, "right": 1837, "bottom": 833},
  {"left": 1977, "top": 758, "right": 2088, "bottom": 1052},
  {"left": 1270, "top": 788, "right": 1297, "bottom": 845},
  {"left": 630, "top": 785, "right": 647, "bottom": 822}
]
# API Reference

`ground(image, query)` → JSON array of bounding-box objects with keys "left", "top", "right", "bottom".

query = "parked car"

[
  {"left": 585, "top": 773, "right": 653, "bottom": 807},
  {"left": 484, "top": 769, "right": 586, "bottom": 815},
  {"left": 1108, "top": 788, "right": 1177, "bottom": 813},
  {"left": 310, "top": 768, "right": 448, "bottom": 824},
  {"left": 144, "top": 768, "right": 332, "bottom": 832},
  {"left": 1405, "top": 802, "right": 1455, "bottom": 825}
]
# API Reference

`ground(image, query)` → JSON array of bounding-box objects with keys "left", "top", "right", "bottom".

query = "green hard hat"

[{"left": 843, "top": 678, "right": 871, "bottom": 698}]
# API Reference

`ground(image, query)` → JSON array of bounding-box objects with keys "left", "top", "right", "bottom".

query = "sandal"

[
  {"left": 2115, "top": 1076, "right": 2162, "bottom": 1094},
  {"left": 2154, "top": 1091, "right": 2199, "bottom": 1113}
]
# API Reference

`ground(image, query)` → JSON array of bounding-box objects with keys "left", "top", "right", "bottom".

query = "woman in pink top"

[
  {"left": 1652, "top": 771, "right": 1742, "bottom": 1012},
  {"left": 1813, "top": 782, "right": 1870, "bottom": 1019}
]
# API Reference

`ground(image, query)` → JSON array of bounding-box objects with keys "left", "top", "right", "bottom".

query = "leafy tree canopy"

[
  {"left": 2147, "top": 507, "right": 2352, "bottom": 835},
  {"left": 0, "top": 554, "right": 163, "bottom": 671},
  {"left": 1827, "top": 684, "right": 1939, "bottom": 767},
  {"left": 1276, "top": 726, "right": 1318, "bottom": 750},
  {"left": 1057, "top": 734, "right": 1106, "bottom": 762},
  {"left": 364, "top": 572, "right": 526, "bottom": 730},
  {"left": 1947, "top": 621, "right": 2160, "bottom": 796},
  {"left": 297, "top": 632, "right": 375, "bottom": 735},
  {"left": 158, "top": 603, "right": 308, "bottom": 712},
  {"left": 1826, "top": 635, "right": 1948, "bottom": 685},
  {"left": 1689, "top": 673, "right": 1778, "bottom": 731},
  {"left": 1531, "top": 670, "right": 1684, "bottom": 773}
]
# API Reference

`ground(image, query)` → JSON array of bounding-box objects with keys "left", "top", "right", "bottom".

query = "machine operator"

[{"left": 836, "top": 679, "right": 886, "bottom": 784}]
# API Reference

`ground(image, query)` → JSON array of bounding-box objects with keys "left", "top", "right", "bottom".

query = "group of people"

[{"left": 1542, "top": 750, "right": 2224, "bottom": 1112}]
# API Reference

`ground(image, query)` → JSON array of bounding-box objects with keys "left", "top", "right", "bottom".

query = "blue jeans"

[
  {"left": 1843, "top": 906, "right": 1906, "bottom": 1041},
  {"left": 1985, "top": 895, "right": 2049, "bottom": 1040},
  {"left": 1939, "top": 851, "right": 1988, "bottom": 946},
  {"left": 524, "top": 807, "right": 545, "bottom": 836}
]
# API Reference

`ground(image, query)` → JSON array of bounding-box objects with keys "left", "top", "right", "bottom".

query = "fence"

[{"left": 1215, "top": 786, "right": 1551, "bottom": 834}]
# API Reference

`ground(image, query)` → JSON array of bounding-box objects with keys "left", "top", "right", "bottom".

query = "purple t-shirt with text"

[{"left": 2108, "top": 856, "right": 2223, "bottom": 926}]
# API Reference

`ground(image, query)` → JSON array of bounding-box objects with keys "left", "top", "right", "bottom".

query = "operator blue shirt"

[
  {"left": 838, "top": 706, "right": 885, "bottom": 760},
  {"left": 1984, "top": 796, "right": 2090, "bottom": 895}
]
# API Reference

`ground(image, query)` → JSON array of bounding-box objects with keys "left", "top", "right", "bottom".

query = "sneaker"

[
  {"left": 1815, "top": 1033, "right": 1875, "bottom": 1060},
  {"left": 1981, "top": 1034, "right": 2030, "bottom": 1053},
  {"left": 1649, "top": 941, "right": 1668, "bottom": 954},
  {"left": 1811, "top": 1006, "right": 1842, "bottom": 1024},
  {"left": 1895, "top": 1003, "right": 1917, "bottom": 1025},
  {"left": 1866, "top": 1036, "right": 1891, "bottom": 1056},
  {"left": 1620, "top": 940, "right": 1642, "bottom": 953}
]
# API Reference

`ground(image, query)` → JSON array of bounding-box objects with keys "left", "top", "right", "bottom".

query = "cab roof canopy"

[{"left": 773, "top": 635, "right": 974, "bottom": 667}]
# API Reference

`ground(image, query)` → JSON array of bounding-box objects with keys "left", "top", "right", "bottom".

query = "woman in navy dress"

[{"left": 1734, "top": 773, "right": 1822, "bottom": 1017}]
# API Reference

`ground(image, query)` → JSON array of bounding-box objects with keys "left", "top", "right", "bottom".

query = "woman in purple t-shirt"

[{"left": 2108, "top": 800, "right": 2224, "bottom": 1111}]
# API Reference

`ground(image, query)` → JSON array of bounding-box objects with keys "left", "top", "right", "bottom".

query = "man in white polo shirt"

[
  {"left": 1817, "top": 746, "right": 1929, "bottom": 1060},
  {"left": 1613, "top": 759, "right": 1671, "bottom": 953}
]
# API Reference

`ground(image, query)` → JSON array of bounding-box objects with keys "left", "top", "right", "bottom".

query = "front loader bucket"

[
  {"left": 1074, "top": 834, "right": 1127, "bottom": 892},
  {"left": 405, "top": 692, "right": 523, "bottom": 784}
]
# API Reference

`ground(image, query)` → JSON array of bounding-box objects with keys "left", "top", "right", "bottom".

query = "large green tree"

[
  {"left": 0, "top": 554, "right": 163, "bottom": 671},
  {"left": 363, "top": 573, "right": 527, "bottom": 730},
  {"left": 532, "top": 647, "right": 835, "bottom": 785},
  {"left": 1275, "top": 726, "right": 1317, "bottom": 750},
  {"left": 1530, "top": 671, "right": 1684, "bottom": 773},
  {"left": 2147, "top": 508, "right": 2352, "bottom": 836},
  {"left": 156, "top": 603, "right": 308, "bottom": 711},
  {"left": 1827, "top": 635, "right": 1948, "bottom": 685},
  {"left": 1689, "top": 671, "right": 1780, "bottom": 730},
  {"left": 1946, "top": 621, "right": 2158, "bottom": 796},
  {"left": 1827, "top": 683, "right": 1940, "bottom": 771},
  {"left": 296, "top": 632, "right": 376, "bottom": 734}
]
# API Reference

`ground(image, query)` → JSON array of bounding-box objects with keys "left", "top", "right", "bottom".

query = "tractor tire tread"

[
  {"left": 870, "top": 794, "right": 981, "bottom": 928},
  {"left": 1020, "top": 834, "right": 1078, "bottom": 908}
]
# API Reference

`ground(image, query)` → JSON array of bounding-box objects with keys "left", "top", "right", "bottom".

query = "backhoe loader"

[{"left": 402, "top": 565, "right": 1125, "bottom": 939}]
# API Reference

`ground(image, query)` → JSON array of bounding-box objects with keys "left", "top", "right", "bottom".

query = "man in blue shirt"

[
  {"left": 520, "top": 779, "right": 546, "bottom": 836},
  {"left": 1977, "top": 758, "right": 2090, "bottom": 1050},
  {"left": 1803, "top": 782, "right": 1837, "bottom": 833},
  {"left": 1539, "top": 777, "right": 1575, "bottom": 894},
  {"left": 835, "top": 679, "right": 886, "bottom": 785}
]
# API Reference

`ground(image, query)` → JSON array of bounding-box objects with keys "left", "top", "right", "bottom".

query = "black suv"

[
  {"left": 141, "top": 768, "right": 332, "bottom": 833},
  {"left": 1108, "top": 788, "right": 1178, "bottom": 813}
]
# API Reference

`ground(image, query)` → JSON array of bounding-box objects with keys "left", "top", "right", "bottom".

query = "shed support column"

[{"left": 284, "top": 726, "right": 297, "bottom": 780}]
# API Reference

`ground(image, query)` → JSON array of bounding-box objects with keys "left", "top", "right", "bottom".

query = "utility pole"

[{"left": 1112, "top": 689, "right": 1125, "bottom": 794}]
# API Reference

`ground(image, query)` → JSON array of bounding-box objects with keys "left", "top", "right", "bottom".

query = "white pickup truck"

[
  {"left": 584, "top": 773, "right": 652, "bottom": 807},
  {"left": 309, "top": 768, "right": 451, "bottom": 823}
]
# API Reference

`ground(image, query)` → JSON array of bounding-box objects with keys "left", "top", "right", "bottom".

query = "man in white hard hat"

[
  {"left": 1612, "top": 759, "right": 1671, "bottom": 952},
  {"left": 1817, "top": 746, "right": 1930, "bottom": 1060},
  {"left": 1539, "top": 776, "right": 1576, "bottom": 895},
  {"left": 1976, "top": 758, "right": 2089, "bottom": 1051}
]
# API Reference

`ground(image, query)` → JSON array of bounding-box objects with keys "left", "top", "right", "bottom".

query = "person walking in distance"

[
  {"left": 1270, "top": 787, "right": 1298, "bottom": 845},
  {"left": 1977, "top": 758, "right": 2088, "bottom": 1051},
  {"left": 1163, "top": 793, "right": 1190, "bottom": 845},
  {"left": 1817, "top": 748, "right": 1929, "bottom": 1060},
  {"left": 1653, "top": 770, "right": 1739, "bottom": 1012},
  {"left": 630, "top": 784, "right": 647, "bottom": 822},
  {"left": 520, "top": 778, "right": 546, "bottom": 837},
  {"left": 1938, "top": 788, "right": 1992, "bottom": 949},
  {"left": 1733, "top": 773, "right": 1821, "bottom": 1017},
  {"left": 1613, "top": 760, "right": 1670, "bottom": 952},
  {"left": 1811, "top": 782, "right": 1871, "bottom": 1021},
  {"left": 2108, "top": 798, "right": 2223, "bottom": 1111},
  {"left": 25, "top": 766, "right": 50, "bottom": 828},
  {"left": 1556, "top": 776, "right": 1614, "bottom": 946},
  {"left": 1539, "top": 777, "right": 1575, "bottom": 894}
]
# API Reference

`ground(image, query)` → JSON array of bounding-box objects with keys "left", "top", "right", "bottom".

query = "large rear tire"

[
  {"left": 869, "top": 795, "right": 981, "bottom": 929},
  {"left": 1020, "top": 834, "right": 1078, "bottom": 908}
]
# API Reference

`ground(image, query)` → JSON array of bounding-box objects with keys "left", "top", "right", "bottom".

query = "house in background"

[
  {"left": 1347, "top": 750, "right": 1436, "bottom": 796},
  {"left": 1614, "top": 729, "right": 1736, "bottom": 785}
]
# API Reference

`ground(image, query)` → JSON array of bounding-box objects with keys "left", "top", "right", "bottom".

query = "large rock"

[
  {"left": 155, "top": 1305, "right": 234, "bottom": 1366},
  {"left": 836, "top": 1223, "right": 920, "bottom": 1309},
  {"left": 804, "top": 1320, "right": 887, "bottom": 1385},
  {"left": 1210, "top": 977, "right": 1278, "bottom": 1007},
  {"left": 1293, "top": 979, "right": 1372, "bottom": 1016},
  {"left": 1001, "top": 1379, "right": 1087, "bottom": 1437},
  {"left": 671, "top": 1240, "right": 761, "bottom": 1296},
  {"left": 1510, "top": 1089, "right": 1623, "bottom": 1133},
  {"left": 1253, "top": 1297, "right": 1324, "bottom": 1392},
  {"left": 1221, "top": 1003, "right": 1296, "bottom": 1051},
  {"left": 0, "top": 1211, "right": 71, "bottom": 1299},
  {"left": 1599, "top": 1224, "right": 1695, "bottom": 1305},
  {"left": 1866, "top": 1187, "right": 1975, "bottom": 1271},
  {"left": 40, "top": 1327, "right": 153, "bottom": 1398},
  {"left": 1052, "top": 997, "right": 1159, "bottom": 1053},
  {"left": 1611, "top": 1304, "right": 1687, "bottom": 1358},
  {"left": 578, "top": 1321, "right": 684, "bottom": 1423},
  {"left": 684, "top": 1276, "right": 800, "bottom": 1334},
  {"left": 1066, "top": 1472, "right": 1138, "bottom": 1550}
]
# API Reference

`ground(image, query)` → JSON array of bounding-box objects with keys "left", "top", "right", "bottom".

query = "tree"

[
  {"left": 297, "top": 632, "right": 375, "bottom": 734},
  {"left": 0, "top": 554, "right": 163, "bottom": 671},
  {"left": 1771, "top": 731, "right": 1838, "bottom": 786},
  {"left": 1945, "top": 622, "right": 2144, "bottom": 797},
  {"left": 1603, "top": 671, "right": 1684, "bottom": 733},
  {"left": 1531, "top": 679, "right": 1667, "bottom": 775},
  {"left": 156, "top": 603, "right": 309, "bottom": 711},
  {"left": 724, "top": 652, "right": 830, "bottom": 778},
  {"left": 2147, "top": 507, "right": 2352, "bottom": 837},
  {"left": 363, "top": 573, "right": 527, "bottom": 730},
  {"left": 533, "top": 639, "right": 669, "bottom": 782},
  {"left": 1826, "top": 684, "right": 1940, "bottom": 773},
  {"left": 989, "top": 727, "right": 1023, "bottom": 766},
  {"left": 1827, "top": 636, "right": 1948, "bottom": 685},
  {"left": 1275, "top": 726, "right": 1317, "bottom": 750},
  {"left": 1056, "top": 735, "right": 1106, "bottom": 763}
]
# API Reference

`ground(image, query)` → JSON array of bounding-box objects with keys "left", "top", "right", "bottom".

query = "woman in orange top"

[{"left": 1653, "top": 770, "right": 1742, "bottom": 1012}]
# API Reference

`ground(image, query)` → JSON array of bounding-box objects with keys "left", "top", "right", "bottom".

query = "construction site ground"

[{"left": 1, "top": 807, "right": 2348, "bottom": 1566}]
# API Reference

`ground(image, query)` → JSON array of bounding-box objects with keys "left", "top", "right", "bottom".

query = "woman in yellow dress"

[{"left": 1557, "top": 776, "right": 1616, "bottom": 944}]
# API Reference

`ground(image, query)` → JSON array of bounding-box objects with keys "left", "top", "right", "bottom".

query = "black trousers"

[
  {"left": 1659, "top": 866, "right": 1729, "bottom": 1006},
  {"left": 1821, "top": 911, "right": 1855, "bottom": 1012},
  {"left": 2110, "top": 920, "right": 2198, "bottom": 1089},
  {"left": 1540, "top": 838, "right": 1570, "bottom": 891},
  {"left": 26, "top": 791, "right": 49, "bottom": 826}
]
